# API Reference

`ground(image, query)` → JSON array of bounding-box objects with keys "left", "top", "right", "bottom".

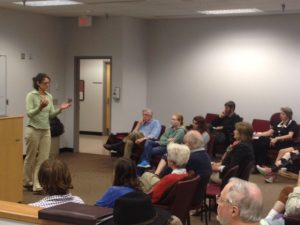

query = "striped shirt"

[{"left": 29, "top": 193, "right": 84, "bottom": 208}]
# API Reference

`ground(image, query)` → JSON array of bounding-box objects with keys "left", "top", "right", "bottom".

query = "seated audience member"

[
  {"left": 95, "top": 158, "right": 141, "bottom": 208},
  {"left": 104, "top": 108, "right": 161, "bottom": 158},
  {"left": 186, "top": 115, "right": 210, "bottom": 148},
  {"left": 154, "top": 130, "right": 212, "bottom": 181},
  {"left": 139, "top": 143, "right": 190, "bottom": 203},
  {"left": 211, "top": 100, "right": 242, "bottom": 146},
  {"left": 211, "top": 122, "right": 254, "bottom": 184},
  {"left": 253, "top": 107, "right": 297, "bottom": 167},
  {"left": 260, "top": 171, "right": 300, "bottom": 225},
  {"left": 217, "top": 178, "right": 263, "bottom": 225},
  {"left": 137, "top": 113, "right": 186, "bottom": 168},
  {"left": 101, "top": 191, "right": 182, "bottom": 225},
  {"left": 256, "top": 146, "right": 300, "bottom": 183},
  {"left": 29, "top": 159, "right": 84, "bottom": 208}
]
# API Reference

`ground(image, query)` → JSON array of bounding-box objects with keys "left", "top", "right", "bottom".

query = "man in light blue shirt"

[{"left": 104, "top": 108, "right": 161, "bottom": 158}]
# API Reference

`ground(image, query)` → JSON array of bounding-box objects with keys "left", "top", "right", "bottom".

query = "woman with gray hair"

[
  {"left": 253, "top": 107, "right": 298, "bottom": 177},
  {"left": 139, "top": 143, "right": 190, "bottom": 203}
]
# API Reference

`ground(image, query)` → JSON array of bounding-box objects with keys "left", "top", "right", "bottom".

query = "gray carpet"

[{"left": 23, "top": 152, "right": 296, "bottom": 225}]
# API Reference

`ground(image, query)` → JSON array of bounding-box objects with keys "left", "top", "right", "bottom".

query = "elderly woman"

[
  {"left": 211, "top": 122, "right": 254, "bottom": 184},
  {"left": 139, "top": 143, "right": 190, "bottom": 203},
  {"left": 253, "top": 107, "right": 298, "bottom": 167}
]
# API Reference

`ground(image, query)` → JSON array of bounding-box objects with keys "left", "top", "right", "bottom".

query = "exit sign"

[{"left": 78, "top": 16, "right": 92, "bottom": 27}]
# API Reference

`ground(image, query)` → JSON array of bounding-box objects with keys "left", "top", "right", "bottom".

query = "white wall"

[
  {"left": 0, "top": 9, "right": 66, "bottom": 152},
  {"left": 79, "top": 59, "right": 104, "bottom": 132},
  {"left": 147, "top": 15, "right": 300, "bottom": 126},
  {"left": 64, "top": 16, "right": 148, "bottom": 148}
]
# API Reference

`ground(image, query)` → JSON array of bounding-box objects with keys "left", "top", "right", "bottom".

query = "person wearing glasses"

[
  {"left": 216, "top": 178, "right": 263, "bottom": 225},
  {"left": 23, "top": 73, "right": 71, "bottom": 193},
  {"left": 103, "top": 108, "right": 161, "bottom": 158}
]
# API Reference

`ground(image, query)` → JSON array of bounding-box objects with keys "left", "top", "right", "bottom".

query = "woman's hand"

[
  {"left": 60, "top": 102, "right": 71, "bottom": 111},
  {"left": 211, "top": 162, "right": 221, "bottom": 172},
  {"left": 270, "top": 137, "right": 278, "bottom": 146},
  {"left": 39, "top": 98, "right": 49, "bottom": 110}
]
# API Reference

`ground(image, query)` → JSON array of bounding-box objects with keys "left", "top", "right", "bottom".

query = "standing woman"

[{"left": 23, "top": 73, "right": 71, "bottom": 193}]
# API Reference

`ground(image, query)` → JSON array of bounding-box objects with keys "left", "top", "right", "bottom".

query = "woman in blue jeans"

[{"left": 137, "top": 113, "right": 186, "bottom": 168}]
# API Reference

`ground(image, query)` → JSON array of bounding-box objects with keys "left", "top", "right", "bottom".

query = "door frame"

[{"left": 74, "top": 56, "right": 112, "bottom": 152}]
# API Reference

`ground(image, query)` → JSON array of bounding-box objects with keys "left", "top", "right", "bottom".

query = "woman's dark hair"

[
  {"left": 38, "top": 159, "right": 73, "bottom": 195},
  {"left": 193, "top": 115, "right": 207, "bottom": 134},
  {"left": 113, "top": 158, "right": 141, "bottom": 191},
  {"left": 33, "top": 73, "right": 50, "bottom": 90}
]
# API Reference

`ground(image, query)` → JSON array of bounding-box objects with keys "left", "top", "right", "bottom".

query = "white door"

[
  {"left": 79, "top": 59, "right": 104, "bottom": 133},
  {"left": 0, "top": 56, "right": 6, "bottom": 116}
]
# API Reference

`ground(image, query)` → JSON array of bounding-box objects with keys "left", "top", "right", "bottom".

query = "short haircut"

[
  {"left": 113, "top": 158, "right": 141, "bottom": 191},
  {"left": 226, "top": 178, "right": 263, "bottom": 223},
  {"left": 184, "top": 130, "right": 205, "bottom": 149},
  {"left": 225, "top": 101, "right": 236, "bottom": 111},
  {"left": 38, "top": 159, "right": 73, "bottom": 195},
  {"left": 193, "top": 115, "right": 207, "bottom": 133},
  {"left": 281, "top": 107, "right": 293, "bottom": 119},
  {"left": 173, "top": 113, "right": 184, "bottom": 125},
  {"left": 167, "top": 143, "right": 190, "bottom": 168},
  {"left": 235, "top": 122, "right": 253, "bottom": 142},
  {"left": 33, "top": 73, "right": 50, "bottom": 90},
  {"left": 142, "top": 108, "right": 153, "bottom": 116}
]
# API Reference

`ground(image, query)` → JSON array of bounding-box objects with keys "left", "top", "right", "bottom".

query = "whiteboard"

[{"left": 0, "top": 55, "right": 7, "bottom": 116}]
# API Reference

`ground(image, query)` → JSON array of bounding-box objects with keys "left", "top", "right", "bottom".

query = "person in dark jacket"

[
  {"left": 211, "top": 101, "right": 242, "bottom": 146},
  {"left": 211, "top": 122, "right": 254, "bottom": 184}
]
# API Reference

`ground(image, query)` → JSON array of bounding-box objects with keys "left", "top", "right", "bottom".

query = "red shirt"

[{"left": 151, "top": 173, "right": 188, "bottom": 203}]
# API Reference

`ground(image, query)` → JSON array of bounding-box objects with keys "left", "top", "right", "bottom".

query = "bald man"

[{"left": 217, "top": 178, "right": 263, "bottom": 225}]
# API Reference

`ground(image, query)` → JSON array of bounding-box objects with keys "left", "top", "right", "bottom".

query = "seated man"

[
  {"left": 217, "top": 178, "right": 263, "bottom": 225},
  {"left": 211, "top": 100, "right": 242, "bottom": 146},
  {"left": 137, "top": 113, "right": 186, "bottom": 168},
  {"left": 260, "top": 171, "right": 300, "bottom": 225},
  {"left": 104, "top": 108, "right": 161, "bottom": 158}
]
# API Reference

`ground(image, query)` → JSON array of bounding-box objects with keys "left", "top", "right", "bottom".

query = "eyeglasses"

[{"left": 216, "top": 194, "right": 234, "bottom": 205}]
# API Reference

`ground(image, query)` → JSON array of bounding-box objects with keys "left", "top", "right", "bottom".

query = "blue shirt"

[
  {"left": 139, "top": 119, "right": 161, "bottom": 139},
  {"left": 95, "top": 186, "right": 134, "bottom": 208}
]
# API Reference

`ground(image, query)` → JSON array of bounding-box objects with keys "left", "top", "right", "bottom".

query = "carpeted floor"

[{"left": 23, "top": 152, "right": 296, "bottom": 225}]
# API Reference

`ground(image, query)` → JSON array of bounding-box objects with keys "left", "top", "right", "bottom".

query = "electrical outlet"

[{"left": 21, "top": 53, "right": 25, "bottom": 60}]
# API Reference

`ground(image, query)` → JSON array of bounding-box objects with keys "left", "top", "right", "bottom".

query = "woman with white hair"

[{"left": 140, "top": 143, "right": 190, "bottom": 203}]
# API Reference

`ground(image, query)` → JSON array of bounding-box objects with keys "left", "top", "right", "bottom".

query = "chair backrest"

[
  {"left": 156, "top": 175, "right": 200, "bottom": 224},
  {"left": 237, "top": 161, "right": 254, "bottom": 181},
  {"left": 284, "top": 215, "right": 300, "bottom": 225},
  {"left": 270, "top": 112, "right": 281, "bottom": 127},
  {"left": 252, "top": 119, "right": 270, "bottom": 132},
  {"left": 221, "top": 165, "right": 239, "bottom": 190},
  {"left": 205, "top": 113, "right": 218, "bottom": 124}
]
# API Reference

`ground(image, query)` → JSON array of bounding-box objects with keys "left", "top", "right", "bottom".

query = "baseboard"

[
  {"left": 79, "top": 131, "right": 103, "bottom": 136},
  {"left": 59, "top": 147, "right": 74, "bottom": 153}
]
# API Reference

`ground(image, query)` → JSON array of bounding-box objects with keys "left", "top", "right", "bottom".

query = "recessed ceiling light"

[
  {"left": 13, "top": 0, "right": 82, "bottom": 7},
  {"left": 198, "top": 8, "right": 263, "bottom": 15}
]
